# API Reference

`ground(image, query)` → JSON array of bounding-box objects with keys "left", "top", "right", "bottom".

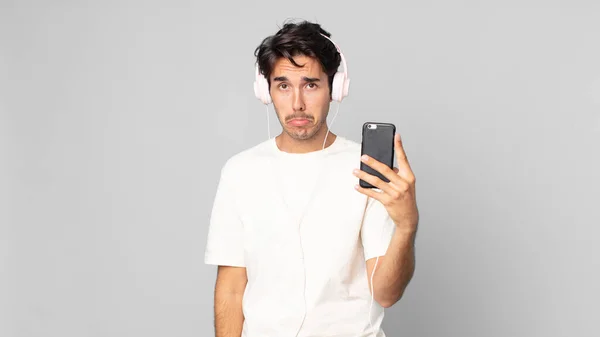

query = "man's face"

[{"left": 269, "top": 55, "right": 331, "bottom": 141}]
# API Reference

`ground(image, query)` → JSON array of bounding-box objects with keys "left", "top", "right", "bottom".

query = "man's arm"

[
  {"left": 366, "top": 228, "right": 416, "bottom": 308},
  {"left": 354, "top": 133, "right": 419, "bottom": 308},
  {"left": 214, "top": 265, "right": 247, "bottom": 337}
]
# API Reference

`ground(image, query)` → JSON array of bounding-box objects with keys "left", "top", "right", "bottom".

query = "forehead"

[{"left": 271, "top": 55, "right": 326, "bottom": 79}]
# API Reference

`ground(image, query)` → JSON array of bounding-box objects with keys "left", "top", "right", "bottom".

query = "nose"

[{"left": 292, "top": 89, "right": 305, "bottom": 111}]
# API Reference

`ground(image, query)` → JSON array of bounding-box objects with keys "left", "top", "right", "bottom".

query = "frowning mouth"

[
  {"left": 286, "top": 114, "right": 314, "bottom": 127},
  {"left": 287, "top": 118, "right": 312, "bottom": 126}
]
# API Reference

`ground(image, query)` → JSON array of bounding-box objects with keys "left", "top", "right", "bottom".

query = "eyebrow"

[{"left": 272, "top": 76, "right": 321, "bottom": 83}]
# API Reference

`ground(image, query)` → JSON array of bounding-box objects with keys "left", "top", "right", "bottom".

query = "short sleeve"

[
  {"left": 204, "top": 165, "right": 245, "bottom": 267},
  {"left": 360, "top": 196, "right": 396, "bottom": 261}
]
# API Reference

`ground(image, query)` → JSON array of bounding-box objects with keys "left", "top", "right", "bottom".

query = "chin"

[
  {"left": 285, "top": 130, "right": 313, "bottom": 140},
  {"left": 285, "top": 124, "right": 322, "bottom": 141}
]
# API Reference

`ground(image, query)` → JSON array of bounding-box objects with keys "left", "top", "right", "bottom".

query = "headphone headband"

[{"left": 319, "top": 33, "right": 349, "bottom": 81}]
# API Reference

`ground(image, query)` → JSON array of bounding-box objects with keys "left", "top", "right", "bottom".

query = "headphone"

[{"left": 253, "top": 33, "right": 350, "bottom": 105}]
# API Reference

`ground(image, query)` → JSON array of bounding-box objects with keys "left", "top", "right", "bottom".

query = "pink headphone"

[{"left": 253, "top": 33, "right": 350, "bottom": 105}]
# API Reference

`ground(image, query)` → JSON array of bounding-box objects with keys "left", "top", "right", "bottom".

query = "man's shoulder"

[
  {"left": 328, "top": 136, "right": 362, "bottom": 164},
  {"left": 334, "top": 136, "right": 361, "bottom": 154},
  {"left": 219, "top": 138, "right": 274, "bottom": 177}
]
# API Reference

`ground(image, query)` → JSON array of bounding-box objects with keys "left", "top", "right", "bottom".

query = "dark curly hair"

[{"left": 254, "top": 20, "right": 342, "bottom": 96}]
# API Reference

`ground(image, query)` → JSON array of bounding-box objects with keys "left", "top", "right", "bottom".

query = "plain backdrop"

[{"left": 1, "top": 0, "right": 599, "bottom": 336}]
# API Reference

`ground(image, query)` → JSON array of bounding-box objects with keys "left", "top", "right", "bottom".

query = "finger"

[
  {"left": 377, "top": 167, "right": 410, "bottom": 193},
  {"left": 354, "top": 184, "right": 391, "bottom": 204},
  {"left": 353, "top": 168, "right": 396, "bottom": 195},
  {"left": 394, "top": 133, "right": 408, "bottom": 161},
  {"left": 394, "top": 133, "right": 416, "bottom": 183},
  {"left": 388, "top": 179, "right": 410, "bottom": 194},
  {"left": 360, "top": 155, "right": 402, "bottom": 185}
]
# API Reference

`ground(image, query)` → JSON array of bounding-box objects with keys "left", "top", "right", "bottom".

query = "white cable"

[
  {"left": 369, "top": 255, "right": 380, "bottom": 337},
  {"left": 322, "top": 100, "right": 340, "bottom": 150},
  {"left": 326, "top": 102, "right": 381, "bottom": 337},
  {"left": 267, "top": 101, "right": 380, "bottom": 337},
  {"left": 266, "top": 104, "right": 271, "bottom": 139}
]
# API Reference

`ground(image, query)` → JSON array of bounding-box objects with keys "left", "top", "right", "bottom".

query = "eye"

[
  {"left": 306, "top": 83, "right": 317, "bottom": 89},
  {"left": 278, "top": 83, "right": 288, "bottom": 90}
]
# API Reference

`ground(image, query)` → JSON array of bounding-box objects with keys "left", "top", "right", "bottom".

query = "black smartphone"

[{"left": 359, "top": 122, "right": 396, "bottom": 189}]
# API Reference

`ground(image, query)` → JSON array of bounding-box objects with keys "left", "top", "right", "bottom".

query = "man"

[{"left": 204, "top": 20, "right": 419, "bottom": 337}]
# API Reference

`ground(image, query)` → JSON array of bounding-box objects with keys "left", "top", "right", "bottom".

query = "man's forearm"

[
  {"left": 373, "top": 227, "right": 416, "bottom": 307},
  {"left": 214, "top": 291, "right": 244, "bottom": 337}
]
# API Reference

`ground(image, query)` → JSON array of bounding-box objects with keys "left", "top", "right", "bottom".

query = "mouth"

[
  {"left": 286, "top": 113, "right": 314, "bottom": 127},
  {"left": 287, "top": 118, "right": 312, "bottom": 127}
]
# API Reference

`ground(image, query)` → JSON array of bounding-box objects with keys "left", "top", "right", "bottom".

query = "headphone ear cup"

[
  {"left": 254, "top": 66, "right": 272, "bottom": 105},
  {"left": 259, "top": 75, "right": 271, "bottom": 104},
  {"left": 331, "top": 71, "right": 346, "bottom": 102},
  {"left": 253, "top": 79, "right": 261, "bottom": 101}
]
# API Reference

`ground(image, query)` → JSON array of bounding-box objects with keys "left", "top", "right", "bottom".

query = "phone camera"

[{"left": 367, "top": 124, "right": 377, "bottom": 130}]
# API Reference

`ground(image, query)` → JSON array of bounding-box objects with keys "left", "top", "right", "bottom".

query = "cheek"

[
  {"left": 306, "top": 94, "right": 331, "bottom": 112},
  {"left": 305, "top": 90, "right": 330, "bottom": 104},
  {"left": 271, "top": 94, "right": 290, "bottom": 107}
]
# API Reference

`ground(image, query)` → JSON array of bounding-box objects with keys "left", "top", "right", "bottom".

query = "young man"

[{"left": 204, "top": 20, "right": 419, "bottom": 337}]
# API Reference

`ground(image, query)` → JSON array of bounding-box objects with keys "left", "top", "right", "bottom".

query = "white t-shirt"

[{"left": 204, "top": 135, "right": 396, "bottom": 337}]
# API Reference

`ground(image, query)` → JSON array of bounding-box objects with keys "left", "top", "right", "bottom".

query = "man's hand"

[{"left": 353, "top": 133, "right": 419, "bottom": 232}]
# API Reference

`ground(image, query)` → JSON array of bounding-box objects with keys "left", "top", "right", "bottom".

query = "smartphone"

[{"left": 359, "top": 122, "right": 396, "bottom": 189}]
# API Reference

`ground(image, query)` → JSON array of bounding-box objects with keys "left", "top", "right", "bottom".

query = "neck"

[{"left": 275, "top": 127, "right": 337, "bottom": 154}]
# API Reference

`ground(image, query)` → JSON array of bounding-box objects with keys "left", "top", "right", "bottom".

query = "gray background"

[{"left": 1, "top": 0, "right": 599, "bottom": 336}]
